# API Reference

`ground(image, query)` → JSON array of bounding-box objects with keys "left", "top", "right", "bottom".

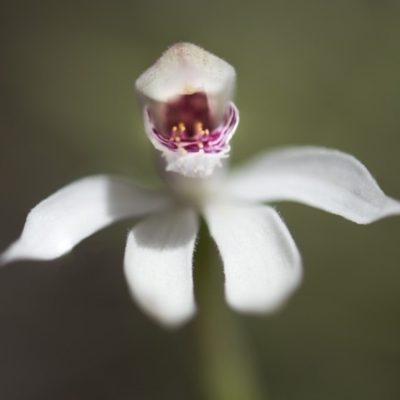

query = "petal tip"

[
  {"left": 379, "top": 197, "right": 400, "bottom": 221},
  {"left": 149, "top": 303, "right": 197, "bottom": 329},
  {"left": 0, "top": 242, "right": 22, "bottom": 266},
  {"left": 126, "top": 279, "right": 197, "bottom": 329},
  {"left": 226, "top": 269, "right": 303, "bottom": 316}
]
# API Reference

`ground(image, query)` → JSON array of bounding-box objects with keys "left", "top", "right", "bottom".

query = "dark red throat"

[{"left": 163, "top": 92, "right": 213, "bottom": 138}]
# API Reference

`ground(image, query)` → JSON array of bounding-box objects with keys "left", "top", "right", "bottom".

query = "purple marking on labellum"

[{"left": 148, "top": 103, "right": 238, "bottom": 154}]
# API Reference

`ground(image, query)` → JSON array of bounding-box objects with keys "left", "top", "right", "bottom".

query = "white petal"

[
  {"left": 226, "top": 147, "right": 400, "bottom": 224},
  {"left": 0, "top": 176, "right": 171, "bottom": 264},
  {"left": 136, "top": 42, "right": 236, "bottom": 118},
  {"left": 203, "top": 202, "right": 302, "bottom": 314},
  {"left": 124, "top": 208, "right": 198, "bottom": 327}
]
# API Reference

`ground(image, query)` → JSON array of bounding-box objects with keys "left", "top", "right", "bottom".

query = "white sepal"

[
  {"left": 203, "top": 201, "right": 302, "bottom": 314},
  {"left": 226, "top": 146, "right": 400, "bottom": 224},
  {"left": 135, "top": 42, "right": 236, "bottom": 123},
  {"left": 0, "top": 176, "right": 171, "bottom": 264},
  {"left": 124, "top": 208, "right": 198, "bottom": 328}
]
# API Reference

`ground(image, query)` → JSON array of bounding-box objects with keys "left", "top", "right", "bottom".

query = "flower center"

[
  {"left": 165, "top": 92, "right": 213, "bottom": 139},
  {"left": 146, "top": 93, "right": 239, "bottom": 156}
]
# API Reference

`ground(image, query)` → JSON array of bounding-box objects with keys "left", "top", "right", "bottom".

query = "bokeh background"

[{"left": 1, "top": 1, "right": 400, "bottom": 399}]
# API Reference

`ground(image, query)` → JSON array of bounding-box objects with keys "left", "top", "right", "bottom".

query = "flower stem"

[{"left": 194, "top": 221, "right": 267, "bottom": 400}]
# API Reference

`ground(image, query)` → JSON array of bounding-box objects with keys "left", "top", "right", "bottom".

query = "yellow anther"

[
  {"left": 178, "top": 122, "right": 186, "bottom": 132},
  {"left": 198, "top": 142, "right": 204, "bottom": 149},
  {"left": 204, "top": 129, "right": 209, "bottom": 135},
  {"left": 170, "top": 126, "right": 179, "bottom": 141},
  {"left": 175, "top": 137, "right": 181, "bottom": 142},
  {"left": 194, "top": 121, "right": 208, "bottom": 136}
]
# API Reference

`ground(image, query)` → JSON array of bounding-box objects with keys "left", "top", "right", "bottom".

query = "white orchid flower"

[{"left": 1, "top": 44, "right": 400, "bottom": 329}]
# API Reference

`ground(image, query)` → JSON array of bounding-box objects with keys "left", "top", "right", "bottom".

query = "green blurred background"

[{"left": 1, "top": 1, "right": 400, "bottom": 399}]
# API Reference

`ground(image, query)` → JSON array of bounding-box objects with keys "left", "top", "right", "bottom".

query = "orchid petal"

[
  {"left": 226, "top": 147, "right": 400, "bottom": 224},
  {"left": 136, "top": 42, "right": 236, "bottom": 121},
  {"left": 124, "top": 208, "right": 198, "bottom": 327},
  {"left": 203, "top": 202, "right": 302, "bottom": 314},
  {"left": 0, "top": 176, "right": 171, "bottom": 264}
]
